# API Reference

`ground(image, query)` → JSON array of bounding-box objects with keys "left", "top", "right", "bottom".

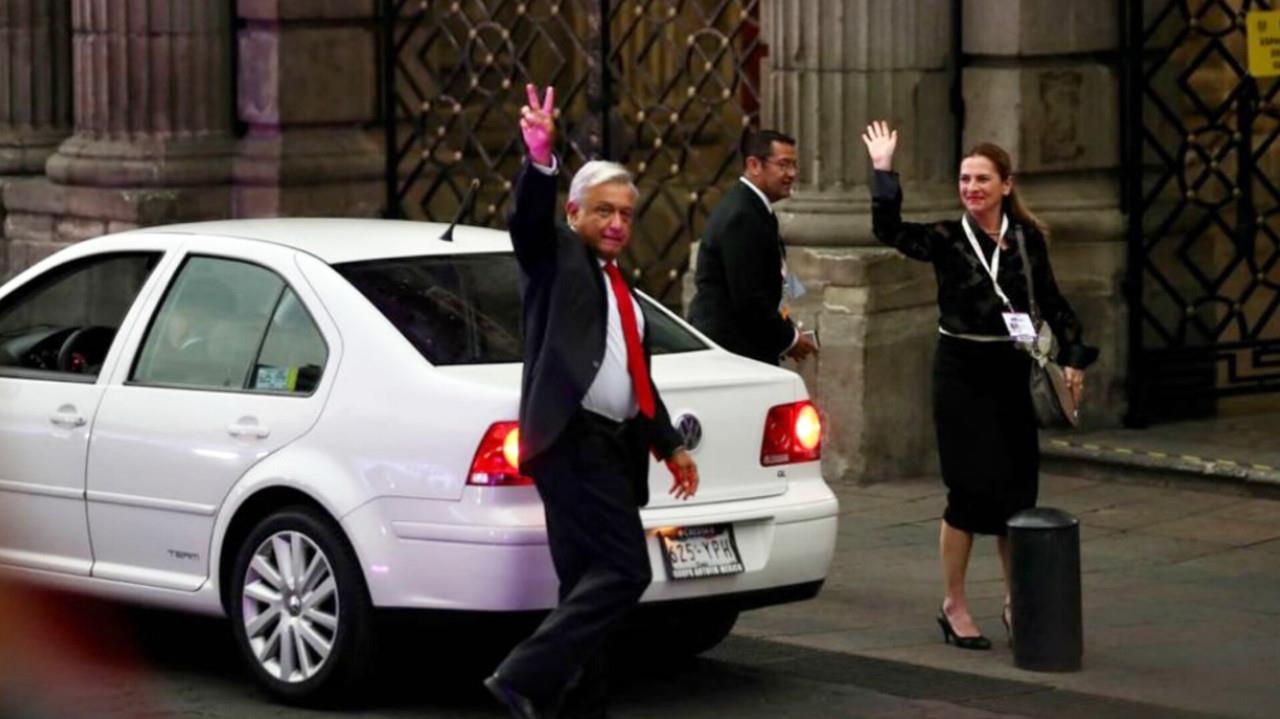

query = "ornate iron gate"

[
  {"left": 1124, "top": 0, "right": 1280, "bottom": 423},
  {"left": 381, "top": 0, "right": 764, "bottom": 306}
]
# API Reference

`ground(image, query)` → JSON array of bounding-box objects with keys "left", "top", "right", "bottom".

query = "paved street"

[
  {"left": 0, "top": 608, "right": 1212, "bottom": 719},
  {"left": 737, "top": 474, "right": 1280, "bottom": 719},
  {"left": 3, "top": 471, "right": 1276, "bottom": 718}
]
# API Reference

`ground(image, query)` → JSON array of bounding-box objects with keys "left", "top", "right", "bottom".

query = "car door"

[
  {"left": 86, "top": 243, "right": 338, "bottom": 590},
  {"left": 0, "top": 250, "right": 165, "bottom": 575}
]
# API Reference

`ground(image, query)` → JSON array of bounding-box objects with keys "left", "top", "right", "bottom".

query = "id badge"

[{"left": 1002, "top": 312, "right": 1036, "bottom": 342}]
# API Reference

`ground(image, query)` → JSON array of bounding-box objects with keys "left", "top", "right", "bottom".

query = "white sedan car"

[{"left": 0, "top": 219, "right": 838, "bottom": 702}]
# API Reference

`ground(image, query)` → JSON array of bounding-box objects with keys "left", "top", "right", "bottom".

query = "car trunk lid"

[{"left": 436, "top": 350, "right": 803, "bottom": 507}]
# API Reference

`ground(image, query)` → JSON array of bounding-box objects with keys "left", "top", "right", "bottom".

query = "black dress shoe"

[
  {"left": 484, "top": 674, "right": 543, "bottom": 719},
  {"left": 936, "top": 609, "right": 992, "bottom": 651}
]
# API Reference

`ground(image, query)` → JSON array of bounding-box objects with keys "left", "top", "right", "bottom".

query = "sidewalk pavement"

[{"left": 734, "top": 472, "right": 1280, "bottom": 719}]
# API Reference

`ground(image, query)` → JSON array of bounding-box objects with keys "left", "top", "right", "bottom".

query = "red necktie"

[{"left": 603, "top": 262, "right": 655, "bottom": 419}]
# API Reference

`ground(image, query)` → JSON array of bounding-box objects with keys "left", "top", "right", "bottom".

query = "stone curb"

[{"left": 1041, "top": 436, "right": 1280, "bottom": 497}]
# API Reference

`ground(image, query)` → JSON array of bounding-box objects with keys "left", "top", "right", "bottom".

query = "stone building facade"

[
  {"left": 0, "top": 1, "right": 1255, "bottom": 482},
  {"left": 753, "top": 0, "right": 1127, "bottom": 480},
  {"left": 0, "top": 0, "right": 383, "bottom": 276}
]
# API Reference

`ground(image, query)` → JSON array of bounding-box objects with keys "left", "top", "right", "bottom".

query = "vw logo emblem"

[{"left": 676, "top": 413, "right": 702, "bottom": 452}]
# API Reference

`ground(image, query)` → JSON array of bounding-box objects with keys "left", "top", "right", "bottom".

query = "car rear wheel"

[
  {"left": 630, "top": 605, "right": 740, "bottom": 659},
  {"left": 229, "top": 506, "right": 374, "bottom": 704}
]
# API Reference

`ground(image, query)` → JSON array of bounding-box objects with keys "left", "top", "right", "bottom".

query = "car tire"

[
  {"left": 631, "top": 605, "right": 740, "bottom": 659},
  {"left": 228, "top": 506, "right": 374, "bottom": 705}
]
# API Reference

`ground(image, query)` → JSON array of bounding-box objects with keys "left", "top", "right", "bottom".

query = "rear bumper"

[
  {"left": 342, "top": 477, "right": 838, "bottom": 612},
  {"left": 642, "top": 578, "right": 824, "bottom": 613}
]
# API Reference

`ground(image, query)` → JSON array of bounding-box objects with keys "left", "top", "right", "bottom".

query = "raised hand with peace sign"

[{"left": 519, "top": 83, "right": 556, "bottom": 166}]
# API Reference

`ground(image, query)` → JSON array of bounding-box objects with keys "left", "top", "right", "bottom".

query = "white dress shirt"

[{"left": 582, "top": 259, "right": 646, "bottom": 422}]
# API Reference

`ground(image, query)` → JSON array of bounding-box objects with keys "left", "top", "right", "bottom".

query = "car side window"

[
  {"left": 133, "top": 257, "right": 288, "bottom": 390},
  {"left": 336, "top": 254, "right": 524, "bottom": 365},
  {"left": 249, "top": 288, "right": 327, "bottom": 394},
  {"left": 0, "top": 252, "right": 160, "bottom": 380}
]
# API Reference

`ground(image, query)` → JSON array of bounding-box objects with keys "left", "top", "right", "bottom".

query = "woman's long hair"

[{"left": 965, "top": 142, "right": 1049, "bottom": 239}]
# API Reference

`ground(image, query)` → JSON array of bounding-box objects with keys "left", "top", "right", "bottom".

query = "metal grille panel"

[
  {"left": 383, "top": 0, "right": 763, "bottom": 306},
  {"left": 1125, "top": 0, "right": 1280, "bottom": 422}
]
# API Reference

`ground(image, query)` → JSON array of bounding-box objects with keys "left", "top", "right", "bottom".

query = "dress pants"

[{"left": 496, "top": 409, "right": 652, "bottom": 716}]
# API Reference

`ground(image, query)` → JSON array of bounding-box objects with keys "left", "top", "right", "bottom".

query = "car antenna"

[{"left": 440, "top": 179, "right": 482, "bottom": 242}]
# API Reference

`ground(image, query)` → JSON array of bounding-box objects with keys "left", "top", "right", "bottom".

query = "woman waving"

[{"left": 863, "top": 121, "right": 1097, "bottom": 649}]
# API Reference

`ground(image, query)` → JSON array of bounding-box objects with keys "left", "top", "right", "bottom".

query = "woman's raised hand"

[
  {"left": 520, "top": 83, "right": 556, "bottom": 166},
  {"left": 862, "top": 121, "right": 898, "bottom": 172}
]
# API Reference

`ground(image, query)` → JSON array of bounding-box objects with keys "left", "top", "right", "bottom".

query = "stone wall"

[
  {"left": 235, "top": 0, "right": 382, "bottom": 218},
  {"left": 0, "top": 0, "right": 382, "bottom": 279},
  {"left": 0, "top": 0, "right": 72, "bottom": 273}
]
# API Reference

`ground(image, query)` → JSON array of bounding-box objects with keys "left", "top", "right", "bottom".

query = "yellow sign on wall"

[{"left": 1248, "top": 10, "right": 1280, "bottom": 77}]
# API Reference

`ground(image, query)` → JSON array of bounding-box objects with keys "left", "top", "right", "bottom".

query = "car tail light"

[
  {"left": 468, "top": 422, "right": 534, "bottom": 486},
  {"left": 760, "top": 401, "right": 823, "bottom": 466}
]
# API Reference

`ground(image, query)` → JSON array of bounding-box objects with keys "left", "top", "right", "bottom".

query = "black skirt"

[{"left": 933, "top": 334, "right": 1039, "bottom": 536}]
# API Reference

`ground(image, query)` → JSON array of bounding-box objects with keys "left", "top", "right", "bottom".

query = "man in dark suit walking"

[
  {"left": 687, "top": 130, "right": 819, "bottom": 366},
  {"left": 483, "top": 84, "right": 699, "bottom": 719}
]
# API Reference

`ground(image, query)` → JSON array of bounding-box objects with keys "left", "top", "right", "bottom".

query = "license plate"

[{"left": 657, "top": 524, "right": 744, "bottom": 580}]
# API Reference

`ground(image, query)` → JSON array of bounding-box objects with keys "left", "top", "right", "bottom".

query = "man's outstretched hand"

[
  {"left": 666, "top": 449, "right": 699, "bottom": 501},
  {"left": 520, "top": 83, "right": 556, "bottom": 166}
]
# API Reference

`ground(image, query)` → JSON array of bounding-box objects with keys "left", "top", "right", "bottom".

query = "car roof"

[{"left": 117, "top": 218, "right": 514, "bottom": 264}]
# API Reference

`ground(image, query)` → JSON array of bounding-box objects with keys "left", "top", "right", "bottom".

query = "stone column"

[
  {"left": 4, "top": 0, "right": 235, "bottom": 267},
  {"left": 759, "top": 0, "right": 957, "bottom": 482},
  {"left": 0, "top": 0, "right": 71, "bottom": 276},
  {"left": 234, "top": 0, "right": 382, "bottom": 217},
  {"left": 47, "top": 1, "right": 234, "bottom": 187},
  {"left": 769, "top": 0, "right": 956, "bottom": 244},
  {"left": 0, "top": 0, "right": 72, "bottom": 174},
  {"left": 962, "top": 0, "right": 1126, "bottom": 425}
]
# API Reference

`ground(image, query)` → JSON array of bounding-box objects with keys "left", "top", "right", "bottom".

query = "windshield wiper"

[{"left": 439, "top": 179, "right": 482, "bottom": 242}]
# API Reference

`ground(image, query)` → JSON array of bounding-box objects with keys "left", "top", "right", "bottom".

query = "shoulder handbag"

[{"left": 1013, "top": 226, "right": 1079, "bottom": 429}]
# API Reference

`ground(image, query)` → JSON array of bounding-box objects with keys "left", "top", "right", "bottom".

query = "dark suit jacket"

[
  {"left": 687, "top": 180, "right": 795, "bottom": 365},
  {"left": 509, "top": 160, "right": 683, "bottom": 507}
]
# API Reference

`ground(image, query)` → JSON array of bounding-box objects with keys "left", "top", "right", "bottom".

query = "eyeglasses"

[{"left": 764, "top": 158, "right": 798, "bottom": 172}]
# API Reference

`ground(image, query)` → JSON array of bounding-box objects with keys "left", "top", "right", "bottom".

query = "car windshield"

[{"left": 336, "top": 253, "right": 706, "bottom": 365}]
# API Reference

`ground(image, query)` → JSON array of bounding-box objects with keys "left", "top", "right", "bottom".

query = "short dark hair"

[{"left": 741, "top": 129, "right": 796, "bottom": 164}]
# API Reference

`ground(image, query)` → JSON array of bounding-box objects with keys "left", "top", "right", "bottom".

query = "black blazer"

[
  {"left": 687, "top": 180, "right": 795, "bottom": 365},
  {"left": 870, "top": 170, "right": 1098, "bottom": 368},
  {"left": 509, "top": 160, "right": 683, "bottom": 506}
]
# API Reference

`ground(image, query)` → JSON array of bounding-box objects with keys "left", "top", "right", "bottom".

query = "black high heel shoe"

[{"left": 937, "top": 609, "right": 992, "bottom": 651}]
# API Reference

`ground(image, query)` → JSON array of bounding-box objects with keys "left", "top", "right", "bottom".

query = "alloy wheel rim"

[{"left": 241, "top": 530, "right": 339, "bottom": 683}]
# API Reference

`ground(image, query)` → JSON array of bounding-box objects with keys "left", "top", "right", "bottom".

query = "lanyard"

[{"left": 960, "top": 213, "right": 1012, "bottom": 309}]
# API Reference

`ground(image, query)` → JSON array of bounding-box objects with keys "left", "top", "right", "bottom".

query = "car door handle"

[
  {"left": 50, "top": 407, "right": 87, "bottom": 429},
  {"left": 227, "top": 420, "right": 271, "bottom": 439}
]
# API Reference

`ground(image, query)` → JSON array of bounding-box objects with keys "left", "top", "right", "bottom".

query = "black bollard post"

[{"left": 1007, "top": 507, "right": 1082, "bottom": 672}]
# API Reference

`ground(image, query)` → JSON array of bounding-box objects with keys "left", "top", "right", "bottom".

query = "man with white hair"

[{"left": 483, "top": 84, "right": 699, "bottom": 719}]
